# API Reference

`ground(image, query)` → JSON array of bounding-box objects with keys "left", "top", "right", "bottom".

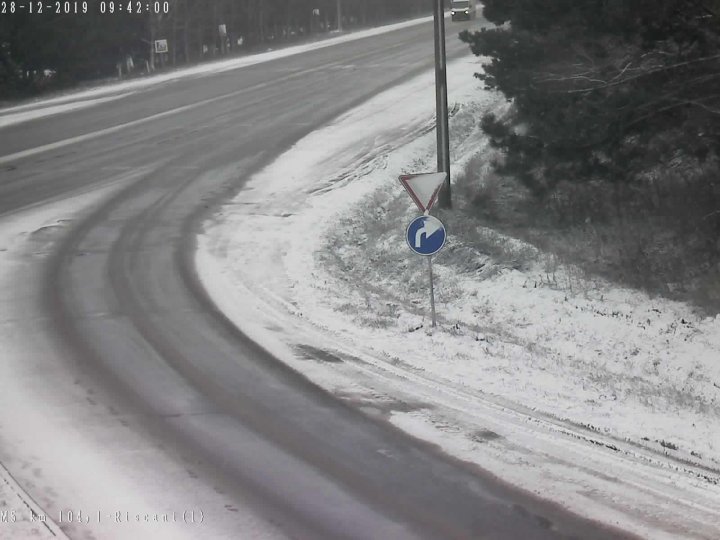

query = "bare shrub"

[{"left": 458, "top": 151, "right": 720, "bottom": 313}]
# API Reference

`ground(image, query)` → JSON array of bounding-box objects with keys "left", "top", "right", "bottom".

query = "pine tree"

[{"left": 461, "top": 0, "right": 720, "bottom": 196}]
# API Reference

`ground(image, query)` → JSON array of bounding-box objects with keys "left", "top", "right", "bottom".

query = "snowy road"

[{"left": 1, "top": 16, "right": 635, "bottom": 540}]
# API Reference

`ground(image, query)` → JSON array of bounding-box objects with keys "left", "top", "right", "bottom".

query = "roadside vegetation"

[
  {"left": 0, "top": 0, "right": 429, "bottom": 99},
  {"left": 458, "top": 0, "right": 720, "bottom": 313}
]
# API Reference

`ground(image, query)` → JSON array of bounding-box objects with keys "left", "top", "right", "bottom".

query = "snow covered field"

[{"left": 198, "top": 55, "right": 720, "bottom": 538}]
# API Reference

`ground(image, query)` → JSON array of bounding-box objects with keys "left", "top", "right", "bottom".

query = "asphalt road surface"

[{"left": 0, "top": 17, "right": 635, "bottom": 540}]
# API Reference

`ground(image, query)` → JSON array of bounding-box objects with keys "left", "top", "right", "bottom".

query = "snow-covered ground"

[
  {"left": 0, "top": 15, "right": 434, "bottom": 129},
  {"left": 198, "top": 55, "right": 720, "bottom": 539}
]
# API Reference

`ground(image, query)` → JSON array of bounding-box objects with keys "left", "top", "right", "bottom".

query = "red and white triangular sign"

[{"left": 399, "top": 172, "right": 447, "bottom": 213}]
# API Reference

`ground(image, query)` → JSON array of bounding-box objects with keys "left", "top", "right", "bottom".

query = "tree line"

[
  {"left": 462, "top": 0, "right": 720, "bottom": 199},
  {"left": 460, "top": 0, "right": 720, "bottom": 308},
  {"left": 0, "top": 0, "right": 430, "bottom": 98}
]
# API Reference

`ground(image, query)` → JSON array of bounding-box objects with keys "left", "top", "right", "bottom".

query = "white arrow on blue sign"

[{"left": 406, "top": 215, "right": 446, "bottom": 256}]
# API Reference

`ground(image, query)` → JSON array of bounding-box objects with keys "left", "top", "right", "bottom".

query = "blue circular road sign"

[{"left": 406, "top": 215, "right": 446, "bottom": 256}]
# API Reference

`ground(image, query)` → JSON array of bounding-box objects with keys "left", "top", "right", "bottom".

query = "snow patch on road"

[
  {"left": 0, "top": 183, "right": 127, "bottom": 540},
  {"left": 0, "top": 462, "right": 68, "bottom": 540},
  {"left": 0, "top": 94, "right": 133, "bottom": 129},
  {"left": 0, "top": 176, "right": 288, "bottom": 540}
]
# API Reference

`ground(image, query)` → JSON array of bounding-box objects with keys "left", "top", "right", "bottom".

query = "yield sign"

[{"left": 399, "top": 172, "right": 447, "bottom": 213}]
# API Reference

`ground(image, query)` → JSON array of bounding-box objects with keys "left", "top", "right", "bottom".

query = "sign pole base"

[{"left": 428, "top": 256, "right": 437, "bottom": 328}]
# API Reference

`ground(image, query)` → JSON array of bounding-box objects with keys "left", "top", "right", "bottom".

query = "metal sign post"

[
  {"left": 400, "top": 173, "right": 448, "bottom": 327},
  {"left": 427, "top": 256, "right": 437, "bottom": 327},
  {"left": 406, "top": 215, "right": 446, "bottom": 328},
  {"left": 433, "top": 0, "right": 451, "bottom": 208}
]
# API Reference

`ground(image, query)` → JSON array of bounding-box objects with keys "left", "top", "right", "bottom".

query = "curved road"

[{"left": 0, "top": 18, "right": 632, "bottom": 540}]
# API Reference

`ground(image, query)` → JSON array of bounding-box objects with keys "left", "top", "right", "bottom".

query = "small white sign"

[{"left": 154, "top": 39, "right": 168, "bottom": 54}]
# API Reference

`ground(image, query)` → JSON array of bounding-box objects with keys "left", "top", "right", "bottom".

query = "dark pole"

[
  {"left": 337, "top": 0, "right": 342, "bottom": 31},
  {"left": 433, "top": 0, "right": 451, "bottom": 208}
]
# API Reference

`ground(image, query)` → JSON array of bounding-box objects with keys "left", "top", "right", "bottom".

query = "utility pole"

[
  {"left": 337, "top": 0, "right": 343, "bottom": 31},
  {"left": 433, "top": 0, "right": 451, "bottom": 208}
]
